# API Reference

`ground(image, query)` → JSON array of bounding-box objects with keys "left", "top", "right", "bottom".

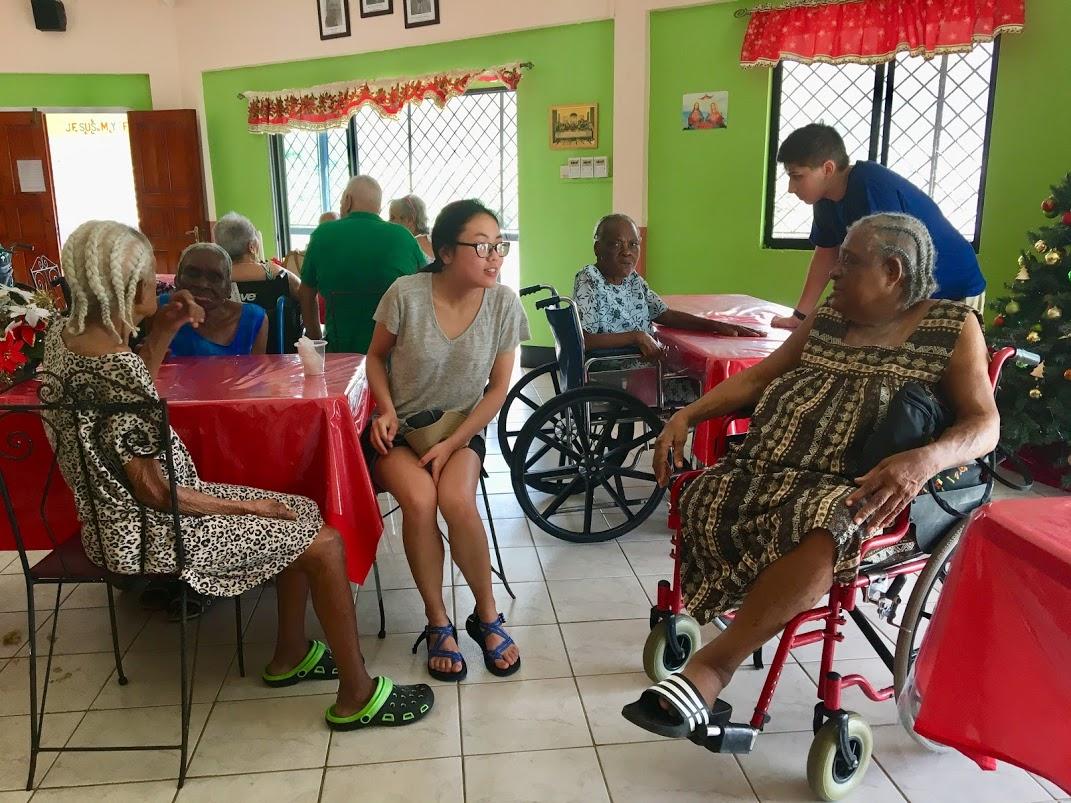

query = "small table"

[
  {"left": 0, "top": 354, "right": 381, "bottom": 584},
  {"left": 912, "top": 498, "right": 1071, "bottom": 794},
  {"left": 656, "top": 294, "right": 791, "bottom": 464}
]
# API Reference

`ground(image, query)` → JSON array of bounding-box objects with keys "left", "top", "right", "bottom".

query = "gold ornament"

[
  {"left": 1064, "top": 368, "right": 1071, "bottom": 381},
  {"left": 1035, "top": 240, "right": 1049, "bottom": 253},
  {"left": 1018, "top": 255, "right": 1027, "bottom": 269},
  {"left": 1030, "top": 362, "right": 1045, "bottom": 379},
  {"left": 1045, "top": 249, "right": 1062, "bottom": 266},
  {"left": 1045, "top": 306, "right": 1062, "bottom": 319},
  {"left": 1026, "top": 331, "right": 1041, "bottom": 343},
  {"left": 1005, "top": 300, "right": 1021, "bottom": 315},
  {"left": 1016, "top": 266, "right": 1031, "bottom": 281},
  {"left": 1029, "top": 388, "right": 1042, "bottom": 399}
]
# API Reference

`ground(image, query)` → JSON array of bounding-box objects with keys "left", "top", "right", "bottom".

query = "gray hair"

[
  {"left": 177, "top": 242, "right": 232, "bottom": 284},
  {"left": 593, "top": 213, "right": 638, "bottom": 241},
  {"left": 389, "top": 194, "right": 429, "bottom": 235},
  {"left": 342, "top": 175, "right": 383, "bottom": 214},
  {"left": 61, "top": 220, "right": 156, "bottom": 339},
  {"left": 213, "top": 211, "right": 258, "bottom": 261},
  {"left": 848, "top": 213, "right": 938, "bottom": 307}
]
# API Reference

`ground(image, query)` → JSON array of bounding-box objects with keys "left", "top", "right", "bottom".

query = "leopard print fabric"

[
  {"left": 41, "top": 323, "right": 321, "bottom": 597},
  {"left": 679, "top": 300, "right": 973, "bottom": 624}
]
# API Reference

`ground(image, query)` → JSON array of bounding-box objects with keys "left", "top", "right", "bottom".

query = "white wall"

[{"left": 0, "top": 0, "right": 727, "bottom": 220}]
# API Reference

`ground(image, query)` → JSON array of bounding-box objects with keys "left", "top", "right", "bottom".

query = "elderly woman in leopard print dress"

[
  {"left": 622, "top": 213, "right": 999, "bottom": 742},
  {"left": 40, "top": 220, "right": 433, "bottom": 731}
]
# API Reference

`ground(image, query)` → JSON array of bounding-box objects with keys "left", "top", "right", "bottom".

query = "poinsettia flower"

[
  {"left": 3, "top": 303, "right": 50, "bottom": 330},
  {"left": 10, "top": 322, "right": 41, "bottom": 347},
  {"left": 0, "top": 332, "right": 28, "bottom": 374}
]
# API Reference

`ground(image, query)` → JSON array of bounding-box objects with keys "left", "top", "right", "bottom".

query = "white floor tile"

[
  {"left": 560, "top": 619, "right": 649, "bottom": 677},
  {"left": 547, "top": 576, "right": 651, "bottom": 623},
  {"left": 464, "top": 747, "right": 610, "bottom": 803},
  {"left": 0, "top": 711, "right": 81, "bottom": 791},
  {"left": 575, "top": 673, "right": 662, "bottom": 746},
  {"left": 453, "top": 582, "right": 557, "bottom": 627},
  {"left": 356, "top": 586, "right": 452, "bottom": 636},
  {"left": 0, "top": 652, "right": 116, "bottom": 716},
  {"left": 321, "top": 757, "right": 463, "bottom": 803},
  {"left": 460, "top": 678, "right": 590, "bottom": 755},
  {"left": 598, "top": 741, "right": 758, "bottom": 802},
  {"left": 536, "top": 544, "right": 633, "bottom": 581},
  {"left": 453, "top": 547, "right": 544, "bottom": 585},
  {"left": 620, "top": 540, "right": 675, "bottom": 576},
  {"left": 719, "top": 661, "right": 821, "bottom": 734},
  {"left": 32, "top": 780, "right": 177, "bottom": 802},
  {"left": 175, "top": 769, "right": 322, "bottom": 802}
]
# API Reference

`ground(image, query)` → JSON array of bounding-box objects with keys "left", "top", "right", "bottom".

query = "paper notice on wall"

[{"left": 17, "top": 160, "right": 46, "bottom": 193}]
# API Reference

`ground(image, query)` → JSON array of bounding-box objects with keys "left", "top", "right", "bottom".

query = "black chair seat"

[{"left": 28, "top": 533, "right": 108, "bottom": 583}]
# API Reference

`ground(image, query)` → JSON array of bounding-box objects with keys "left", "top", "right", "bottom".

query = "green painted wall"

[
  {"left": 0, "top": 73, "right": 152, "bottom": 110},
  {"left": 647, "top": 0, "right": 1071, "bottom": 311},
  {"left": 202, "top": 21, "right": 615, "bottom": 346}
]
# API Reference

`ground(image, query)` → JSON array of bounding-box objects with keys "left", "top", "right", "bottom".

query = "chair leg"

[
  {"left": 752, "top": 647, "right": 764, "bottom": 670},
  {"left": 372, "top": 561, "right": 386, "bottom": 639},
  {"left": 480, "top": 474, "right": 515, "bottom": 600},
  {"left": 234, "top": 596, "right": 246, "bottom": 677},
  {"left": 24, "top": 582, "right": 41, "bottom": 791},
  {"left": 105, "top": 583, "right": 128, "bottom": 685},
  {"left": 177, "top": 585, "right": 190, "bottom": 789}
]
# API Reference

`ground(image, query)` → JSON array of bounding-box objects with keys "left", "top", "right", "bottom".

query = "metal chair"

[{"left": 0, "top": 370, "right": 245, "bottom": 790}]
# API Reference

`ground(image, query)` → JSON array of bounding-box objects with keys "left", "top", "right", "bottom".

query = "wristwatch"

[{"left": 792, "top": 308, "right": 807, "bottom": 320}]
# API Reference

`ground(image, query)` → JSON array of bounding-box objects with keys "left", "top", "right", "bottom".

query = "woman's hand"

[
  {"left": 771, "top": 315, "right": 802, "bottom": 330},
  {"left": 845, "top": 449, "right": 938, "bottom": 533},
  {"left": 156, "top": 290, "right": 205, "bottom": 334},
  {"left": 633, "top": 331, "right": 664, "bottom": 362},
  {"left": 419, "top": 437, "right": 462, "bottom": 485},
  {"left": 370, "top": 412, "right": 398, "bottom": 455},
  {"left": 245, "top": 498, "right": 297, "bottom": 521},
  {"left": 708, "top": 320, "right": 766, "bottom": 338},
  {"left": 653, "top": 411, "right": 690, "bottom": 487}
]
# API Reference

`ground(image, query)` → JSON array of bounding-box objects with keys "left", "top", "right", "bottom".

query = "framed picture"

[
  {"left": 318, "top": 0, "right": 351, "bottom": 39},
  {"left": 682, "top": 91, "right": 729, "bottom": 131},
  {"left": 359, "top": 0, "right": 392, "bottom": 18},
  {"left": 403, "top": 0, "right": 440, "bottom": 28},
  {"left": 550, "top": 103, "right": 599, "bottom": 150}
]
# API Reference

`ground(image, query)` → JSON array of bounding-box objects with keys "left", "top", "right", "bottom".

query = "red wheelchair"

[{"left": 641, "top": 346, "right": 1036, "bottom": 800}]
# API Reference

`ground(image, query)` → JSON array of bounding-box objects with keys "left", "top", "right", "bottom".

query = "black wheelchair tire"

[
  {"left": 498, "top": 361, "right": 560, "bottom": 465},
  {"left": 510, "top": 386, "right": 666, "bottom": 543}
]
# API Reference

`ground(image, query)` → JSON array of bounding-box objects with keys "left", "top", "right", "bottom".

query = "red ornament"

[
  {"left": 1065, "top": 368, "right": 1071, "bottom": 381},
  {"left": 1064, "top": 211, "right": 1071, "bottom": 226},
  {"left": 1042, "top": 197, "right": 1056, "bottom": 214},
  {"left": 993, "top": 315, "right": 1005, "bottom": 327}
]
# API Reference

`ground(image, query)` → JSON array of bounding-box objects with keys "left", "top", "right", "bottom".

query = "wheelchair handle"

[{"left": 520, "top": 284, "right": 556, "bottom": 298}]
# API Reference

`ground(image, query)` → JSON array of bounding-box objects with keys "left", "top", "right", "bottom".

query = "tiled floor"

[{"left": 1, "top": 374, "right": 1068, "bottom": 802}]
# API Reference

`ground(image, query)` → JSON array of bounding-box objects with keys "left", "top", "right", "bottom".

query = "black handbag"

[{"left": 857, "top": 382, "right": 1032, "bottom": 518}]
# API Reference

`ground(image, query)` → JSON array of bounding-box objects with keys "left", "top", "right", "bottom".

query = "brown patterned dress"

[{"left": 679, "top": 300, "right": 973, "bottom": 624}]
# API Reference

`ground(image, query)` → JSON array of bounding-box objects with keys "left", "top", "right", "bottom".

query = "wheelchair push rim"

[{"left": 510, "top": 386, "right": 666, "bottom": 543}]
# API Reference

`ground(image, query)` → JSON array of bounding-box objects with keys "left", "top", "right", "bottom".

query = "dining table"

[
  {"left": 656, "top": 294, "right": 791, "bottom": 464},
  {"left": 0, "top": 354, "right": 382, "bottom": 585}
]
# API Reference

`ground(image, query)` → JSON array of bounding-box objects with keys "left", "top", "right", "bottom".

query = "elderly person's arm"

[
  {"left": 846, "top": 314, "right": 998, "bottom": 531},
  {"left": 139, "top": 290, "right": 205, "bottom": 381},
  {"left": 654, "top": 309, "right": 764, "bottom": 338},
  {"left": 653, "top": 317, "right": 815, "bottom": 485},
  {"left": 123, "top": 457, "right": 294, "bottom": 519},
  {"left": 299, "top": 284, "right": 323, "bottom": 340}
]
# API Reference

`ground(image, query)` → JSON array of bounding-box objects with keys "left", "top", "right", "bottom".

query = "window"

[
  {"left": 270, "top": 88, "right": 519, "bottom": 256},
  {"left": 765, "top": 43, "right": 999, "bottom": 249}
]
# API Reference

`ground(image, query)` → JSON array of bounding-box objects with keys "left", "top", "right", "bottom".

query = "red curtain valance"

[
  {"left": 740, "top": 0, "right": 1025, "bottom": 68},
  {"left": 244, "top": 62, "right": 528, "bottom": 134}
]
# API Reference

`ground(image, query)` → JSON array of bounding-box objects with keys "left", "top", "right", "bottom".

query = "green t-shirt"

[{"left": 301, "top": 212, "right": 426, "bottom": 353}]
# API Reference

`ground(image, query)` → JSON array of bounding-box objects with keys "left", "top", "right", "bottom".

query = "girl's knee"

[{"left": 437, "top": 488, "right": 480, "bottom": 525}]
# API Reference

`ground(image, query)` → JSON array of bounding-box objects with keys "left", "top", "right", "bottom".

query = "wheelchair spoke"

[
  {"left": 583, "top": 484, "right": 594, "bottom": 535},
  {"left": 602, "top": 430, "right": 658, "bottom": 460},
  {"left": 599, "top": 478, "right": 636, "bottom": 520},
  {"left": 532, "top": 428, "right": 584, "bottom": 463},
  {"left": 541, "top": 476, "right": 583, "bottom": 519},
  {"left": 527, "top": 465, "right": 582, "bottom": 482},
  {"left": 612, "top": 466, "right": 658, "bottom": 483},
  {"left": 517, "top": 392, "right": 542, "bottom": 412},
  {"left": 523, "top": 441, "right": 554, "bottom": 471}
]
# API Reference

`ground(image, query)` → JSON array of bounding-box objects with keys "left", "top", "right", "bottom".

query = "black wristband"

[{"left": 792, "top": 308, "right": 806, "bottom": 320}]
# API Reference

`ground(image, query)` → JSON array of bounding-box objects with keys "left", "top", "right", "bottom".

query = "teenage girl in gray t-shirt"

[{"left": 365, "top": 200, "right": 530, "bottom": 683}]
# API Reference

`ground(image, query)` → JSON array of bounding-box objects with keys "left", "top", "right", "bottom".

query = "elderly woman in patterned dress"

[
  {"left": 622, "top": 212, "right": 999, "bottom": 739},
  {"left": 41, "top": 220, "right": 433, "bottom": 731}
]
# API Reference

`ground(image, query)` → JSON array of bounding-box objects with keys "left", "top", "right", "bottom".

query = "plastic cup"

[{"left": 302, "top": 339, "right": 327, "bottom": 376}]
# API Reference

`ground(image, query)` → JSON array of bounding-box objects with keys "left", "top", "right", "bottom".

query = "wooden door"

[
  {"left": 128, "top": 110, "right": 209, "bottom": 274},
  {"left": 0, "top": 112, "right": 60, "bottom": 285}
]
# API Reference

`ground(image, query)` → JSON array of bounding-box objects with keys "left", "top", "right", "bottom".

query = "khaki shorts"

[{"left": 960, "top": 293, "right": 986, "bottom": 314}]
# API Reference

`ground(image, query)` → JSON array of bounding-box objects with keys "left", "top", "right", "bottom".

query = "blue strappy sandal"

[
  {"left": 465, "top": 610, "right": 521, "bottom": 677},
  {"left": 412, "top": 622, "right": 467, "bottom": 682}
]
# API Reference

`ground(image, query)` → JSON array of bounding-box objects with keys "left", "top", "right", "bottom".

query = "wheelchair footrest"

[{"left": 686, "top": 699, "right": 758, "bottom": 754}]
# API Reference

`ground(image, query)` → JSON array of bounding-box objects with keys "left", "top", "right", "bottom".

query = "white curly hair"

[{"left": 61, "top": 220, "right": 156, "bottom": 340}]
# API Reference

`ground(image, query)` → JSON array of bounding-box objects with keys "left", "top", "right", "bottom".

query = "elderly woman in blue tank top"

[{"left": 158, "top": 242, "right": 268, "bottom": 357}]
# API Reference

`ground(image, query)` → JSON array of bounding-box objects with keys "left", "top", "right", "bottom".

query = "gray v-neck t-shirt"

[{"left": 374, "top": 272, "right": 530, "bottom": 423}]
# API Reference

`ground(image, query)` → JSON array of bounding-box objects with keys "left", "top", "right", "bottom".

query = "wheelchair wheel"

[
  {"left": 498, "top": 361, "right": 560, "bottom": 465},
  {"left": 892, "top": 519, "right": 966, "bottom": 753},
  {"left": 643, "top": 614, "right": 702, "bottom": 682},
  {"left": 806, "top": 713, "right": 874, "bottom": 801},
  {"left": 510, "top": 386, "right": 666, "bottom": 543}
]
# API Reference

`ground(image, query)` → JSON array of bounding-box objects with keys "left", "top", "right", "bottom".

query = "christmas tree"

[{"left": 986, "top": 171, "right": 1071, "bottom": 486}]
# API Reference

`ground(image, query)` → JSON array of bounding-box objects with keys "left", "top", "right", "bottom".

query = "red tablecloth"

[
  {"left": 913, "top": 498, "right": 1071, "bottom": 794},
  {"left": 0, "top": 354, "right": 381, "bottom": 584},
  {"left": 656, "top": 294, "right": 791, "bottom": 464}
]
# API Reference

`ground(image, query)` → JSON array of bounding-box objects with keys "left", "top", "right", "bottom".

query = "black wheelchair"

[{"left": 500, "top": 284, "right": 700, "bottom": 543}]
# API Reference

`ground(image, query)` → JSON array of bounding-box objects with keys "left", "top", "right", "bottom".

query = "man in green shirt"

[{"left": 299, "top": 175, "right": 427, "bottom": 353}]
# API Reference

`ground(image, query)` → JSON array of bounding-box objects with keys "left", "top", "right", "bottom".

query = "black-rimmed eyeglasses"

[{"left": 457, "top": 241, "right": 510, "bottom": 259}]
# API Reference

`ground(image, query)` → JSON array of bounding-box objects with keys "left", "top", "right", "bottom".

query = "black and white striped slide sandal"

[{"left": 620, "top": 674, "right": 719, "bottom": 739}]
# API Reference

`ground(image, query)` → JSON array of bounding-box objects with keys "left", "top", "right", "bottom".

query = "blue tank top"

[{"left": 160, "top": 293, "right": 266, "bottom": 357}]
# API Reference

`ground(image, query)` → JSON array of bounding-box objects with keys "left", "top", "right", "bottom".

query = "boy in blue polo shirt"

[{"left": 771, "top": 124, "right": 986, "bottom": 329}]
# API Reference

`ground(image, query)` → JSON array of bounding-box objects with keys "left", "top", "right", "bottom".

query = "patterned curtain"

[
  {"left": 244, "top": 62, "right": 528, "bottom": 134},
  {"left": 740, "top": 0, "right": 1024, "bottom": 68}
]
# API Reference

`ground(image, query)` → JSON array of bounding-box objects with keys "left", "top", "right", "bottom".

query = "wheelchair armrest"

[
  {"left": 584, "top": 347, "right": 644, "bottom": 360},
  {"left": 859, "top": 508, "right": 911, "bottom": 558}
]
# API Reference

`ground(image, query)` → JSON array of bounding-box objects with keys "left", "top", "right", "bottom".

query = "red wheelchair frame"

[{"left": 646, "top": 347, "right": 1019, "bottom": 777}]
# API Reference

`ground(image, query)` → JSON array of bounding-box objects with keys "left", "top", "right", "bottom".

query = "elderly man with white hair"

[
  {"left": 214, "top": 211, "right": 301, "bottom": 297},
  {"left": 299, "top": 175, "right": 426, "bottom": 353}
]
